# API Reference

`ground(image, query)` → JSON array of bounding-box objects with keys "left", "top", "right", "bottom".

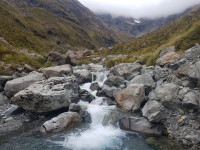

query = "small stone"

[{"left": 4, "top": 117, "right": 14, "bottom": 123}]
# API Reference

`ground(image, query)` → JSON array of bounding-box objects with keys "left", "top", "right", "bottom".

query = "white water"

[{"left": 52, "top": 70, "right": 154, "bottom": 150}]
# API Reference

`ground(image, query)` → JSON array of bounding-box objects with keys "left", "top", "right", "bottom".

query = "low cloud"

[{"left": 79, "top": 0, "right": 200, "bottom": 19}]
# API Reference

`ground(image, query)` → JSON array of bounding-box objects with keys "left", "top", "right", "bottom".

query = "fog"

[{"left": 79, "top": 0, "right": 200, "bottom": 19}]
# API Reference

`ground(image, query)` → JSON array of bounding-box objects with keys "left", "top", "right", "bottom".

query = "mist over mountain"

[
  {"left": 79, "top": 0, "right": 200, "bottom": 19},
  {"left": 97, "top": 7, "right": 192, "bottom": 37}
]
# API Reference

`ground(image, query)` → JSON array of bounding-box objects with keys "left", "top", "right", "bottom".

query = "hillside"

[
  {"left": 94, "top": 5, "right": 200, "bottom": 67},
  {"left": 97, "top": 8, "right": 191, "bottom": 37},
  {"left": 0, "top": 0, "right": 130, "bottom": 53}
]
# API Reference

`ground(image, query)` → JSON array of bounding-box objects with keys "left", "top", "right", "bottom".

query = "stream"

[{"left": 0, "top": 70, "right": 185, "bottom": 150}]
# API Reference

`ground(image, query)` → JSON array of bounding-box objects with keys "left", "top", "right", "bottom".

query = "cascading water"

[
  {"left": 53, "top": 70, "right": 155, "bottom": 150},
  {"left": 0, "top": 69, "right": 158, "bottom": 150}
]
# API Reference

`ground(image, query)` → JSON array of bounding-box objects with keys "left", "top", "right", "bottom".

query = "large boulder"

[
  {"left": 104, "top": 76, "right": 125, "bottom": 88},
  {"left": 73, "top": 69, "right": 92, "bottom": 84},
  {"left": 156, "top": 51, "right": 180, "bottom": 66},
  {"left": 48, "top": 50, "right": 75, "bottom": 66},
  {"left": 179, "top": 44, "right": 200, "bottom": 63},
  {"left": 115, "top": 84, "right": 145, "bottom": 112},
  {"left": 182, "top": 91, "right": 199, "bottom": 109},
  {"left": 79, "top": 89, "right": 95, "bottom": 103},
  {"left": 41, "top": 65, "right": 72, "bottom": 78},
  {"left": 0, "top": 93, "right": 9, "bottom": 106},
  {"left": 0, "top": 76, "right": 13, "bottom": 92},
  {"left": 39, "top": 112, "right": 82, "bottom": 134},
  {"left": 110, "top": 63, "right": 142, "bottom": 80},
  {"left": 152, "top": 83, "right": 180, "bottom": 107},
  {"left": 10, "top": 77, "right": 80, "bottom": 113},
  {"left": 4, "top": 71, "right": 45, "bottom": 98},
  {"left": 119, "top": 116, "right": 162, "bottom": 136},
  {"left": 129, "top": 73, "right": 156, "bottom": 94},
  {"left": 142, "top": 100, "right": 166, "bottom": 122},
  {"left": 188, "top": 61, "right": 200, "bottom": 81},
  {"left": 90, "top": 82, "right": 101, "bottom": 91},
  {"left": 97, "top": 84, "right": 119, "bottom": 99},
  {"left": 159, "top": 46, "right": 175, "bottom": 57}
]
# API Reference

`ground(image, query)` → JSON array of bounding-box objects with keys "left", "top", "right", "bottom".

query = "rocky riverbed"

[{"left": 1, "top": 44, "right": 200, "bottom": 150}]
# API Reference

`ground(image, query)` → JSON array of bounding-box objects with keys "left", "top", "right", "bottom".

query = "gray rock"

[
  {"left": 104, "top": 76, "right": 125, "bottom": 87},
  {"left": 79, "top": 110, "right": 92, "bottom": 123},
  {"left": 182, "top": 92, "right": 198, "bottom": 109},
  {"left": 69, "top": 103, "right": 91, "bottom": 123},
  {"left": 154, "top": 66, "right": 172, "bottom": 81},
  {"left": 41, "top": 65, "right": 72, "bottom": 78},
  {"left": 129, "top": 73, "right": 156, "bottom": 94},
  {"left": 102, "top": 111, "right": 120, "bottom": 126},
  {"left": 179, "top": 44, "right": 200, "bottom": 63},
  {"left": 39, "top": 112, "right": 82, "bottom": 134},
  {"left": 74, "top": 69, "right": 92, "bottom": 84},
  {"left": 69, "top": 103, "right": 82, "bottom": 112},
  {"left": 188, "top": 61, "right": 200, "bottom": 81},
  {"left": 142, "top": 100, "right": 166, "bottom": 122},
  {"left": 79, "top": 89, "right": 95, "bottom": 103},
  {"left": 119, "top": 116, "right": 162, "bottom": 136},
  {"left": 159, "top": 46, "right": 175, "bottom": 58},
  {"left": 0, "top": 93, "right": 9, "bottom": 106},
  {"left": 97, "top": 84, "right": 119, "bottom": 99},
  {"left": 0, "top": 76, "right": 13, "bottom": 92},
  {"left": 48, "top": 50, "right": 74, "bottom": 66},
  {"left": 11, "top": 77, "right": 80, "bottom": 113},
  {"left": 4, "top": 71, "right": 45, "bottom": 98},
  {"left": 90, "top": 82, "right": 101, "bottom": 91},
  {"left": 110, "top": 63, "right": 142, "bottom": 80},
  {"left": 154, "top": 83, "right": 180, "bottom": 107},
  {"left": 115, "top": 84, "right": 145, "bottom": 112}
]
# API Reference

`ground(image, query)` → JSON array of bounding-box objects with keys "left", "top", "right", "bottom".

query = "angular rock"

[
  {"left": 188, "top": 61, "right": 200, "bottom": 81},
  {"left": 48, "top": 50, "right": 75, "bottom": 66},
  {"left": 115, "top": 84, "right": 145, "bottom": 112},
  {"left": 79, "top": 89, "right": 95, "bottom": 103},
  {"left": 97, "top": 84, "right": 119, "bottom": 99},
  {"left": 69, "top": 103, "right": 82, "bottom": 112},
  {"left": 119, "top": 116, "right": 162, "bottom": 136},
  {"left": 104, "top": 76, "right": 125, "bottom": 87},
  {"left": 142, "top": 100, "right": 166, "bottom": 122},
  {"left": 156, "top": 51, "right": 180, "bottom": 66},
  {"left": 0, "top": 93, "right": 9, "bottom": 106},
  {"left": 182, "top": 92, "right": 198, "bottom": 109},
  {"left": 41, "top": 65, "right": 72, "bottom": 78},
  {"left": 90, "top": 82, "right": 101, "bottom": 91},
  {"left": 159, "top": 46, "right": 175, "bottom": 57},
  {"left": 0, "top": 76, "right": 13, "bottom": 92},
  {"left": 154, "top": 83, "right": 180, "bottom": 107},
  {"left": 74, "top": 69, "right": 92, "bottom": 84},
  {"left": 11, "top": 77, "right": 80, "bottom": 113},
  {"left": 129, "top": 73, "right": 156, "bottom": 94},
  {"left": 69, "top": 103, "right": 91, "bottom": 123},
  {"left": 179, "top": 44, "right": 200, "bottom": 63},
  {"left": 110, "top": 63, "right": 142, "bottom": 80},
  {"left": 4, "top": 71, "right": 45, "bottom": 98},
  {"left": 39, "top": 112, "right": 82, "bottom": 134}
]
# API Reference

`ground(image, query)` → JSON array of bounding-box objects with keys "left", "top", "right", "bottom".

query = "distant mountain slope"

[
  {"left": 96, "top": 5, "right": 200, "bottom": 66},
  {"left": 0, "top": 0, "right": 131, "bottom": 54},
  {"left": 97, "top": 8, "right": 191, "bottom": 37}
]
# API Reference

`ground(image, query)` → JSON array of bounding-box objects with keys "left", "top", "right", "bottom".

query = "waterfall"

[{"left": 53, "top": 70, "right": 155, "bottom": 150}]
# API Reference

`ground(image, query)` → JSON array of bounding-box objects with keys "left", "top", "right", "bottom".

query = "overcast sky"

[{"left": 79, "top": 0, "right": 200, "bottom": 19}]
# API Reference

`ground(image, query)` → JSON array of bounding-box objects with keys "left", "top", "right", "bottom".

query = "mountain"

[
  {"left": 0, "top": 0, "right": 130, "bottom": 53},
  {"left": 94, "top": 5, "right": 200, "bottom": 67},
  {"left": 97, "top": 8, "right": 192, "bottom": 37}
]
